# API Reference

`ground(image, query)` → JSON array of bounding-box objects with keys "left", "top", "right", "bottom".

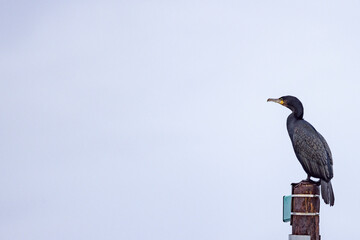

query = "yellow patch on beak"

[{"left": 280, "top": 100, "right": 284, "bottom": 105}]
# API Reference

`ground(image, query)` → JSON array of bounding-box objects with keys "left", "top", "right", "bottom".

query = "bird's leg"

[{"left": 304, "top": 175, "right": 321, "bottom": 185}]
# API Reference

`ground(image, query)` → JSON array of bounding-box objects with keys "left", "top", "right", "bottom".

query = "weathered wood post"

[{"left": 290, "top": 180, "right": 320, "bottom": 240}]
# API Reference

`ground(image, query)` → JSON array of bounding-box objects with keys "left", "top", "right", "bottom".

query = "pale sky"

[{"left": 1, "top": 1, "right": 360, "bottom": 239}]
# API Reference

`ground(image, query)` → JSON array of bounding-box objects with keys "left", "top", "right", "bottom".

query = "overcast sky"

[{"left": 1, "top": 1, "right": 360, "bottom": 239}]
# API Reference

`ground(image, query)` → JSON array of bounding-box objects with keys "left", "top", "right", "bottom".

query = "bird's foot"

[{"left": 302, "top": 177, "right": 321, "bottom": 186}]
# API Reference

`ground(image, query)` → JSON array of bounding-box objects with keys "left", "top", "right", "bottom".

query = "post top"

[{"left": 291, "top": 180, "right": 320, "bottom": 187}]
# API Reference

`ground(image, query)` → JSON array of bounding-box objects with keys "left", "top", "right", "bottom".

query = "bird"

[{"left": 267, "top": 95, "right": 335, "bottom": 206}]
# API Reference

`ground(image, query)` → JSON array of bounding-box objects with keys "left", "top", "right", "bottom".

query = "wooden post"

[{"left": 290, "top": 181, "right": 320, "bottom": 240}]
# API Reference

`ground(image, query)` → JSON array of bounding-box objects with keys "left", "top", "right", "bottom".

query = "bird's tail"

[{"left": 321, "top": 179, "right": 335, "bottom": 206}]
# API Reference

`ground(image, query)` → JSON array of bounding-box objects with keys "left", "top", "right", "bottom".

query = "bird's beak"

[{"left": 267, "top": 98, "right": 284, "bottom": 105}]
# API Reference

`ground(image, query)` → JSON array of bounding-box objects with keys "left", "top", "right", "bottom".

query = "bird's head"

[{"left": 267, "top": 95, "right": 304, "bottom": 119}]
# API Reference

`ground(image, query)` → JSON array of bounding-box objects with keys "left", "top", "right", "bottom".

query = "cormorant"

[{"left": 267, "top": 96, "right": 335, "bottom": 206}]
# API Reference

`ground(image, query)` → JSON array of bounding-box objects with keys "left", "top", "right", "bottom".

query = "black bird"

[{"left": 267, "top": 96, "right": 334, "bottom": 206}]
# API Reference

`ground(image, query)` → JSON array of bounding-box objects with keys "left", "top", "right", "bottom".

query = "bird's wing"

[
  {"left": 317, "top": 132, "right": 333, "bottom": 166},
  {"left": 292, "top": 124, "right": 333, "bottom": 181}
]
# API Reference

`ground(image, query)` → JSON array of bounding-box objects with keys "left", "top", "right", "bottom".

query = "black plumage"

[{"left": 268, "top": 96, "right": 335, "bottom": 206}]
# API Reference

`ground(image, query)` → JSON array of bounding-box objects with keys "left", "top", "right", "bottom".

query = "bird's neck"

[
  {"left": 288, "top": 105, "right": 303, "bottom": 119},
  {"left": 287, "top": 113, "right": 299, "bottom": 139}
]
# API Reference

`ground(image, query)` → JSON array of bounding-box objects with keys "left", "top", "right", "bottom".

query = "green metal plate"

[{"left": 283, "top": 195, "right": 292, "bottom": 222}]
